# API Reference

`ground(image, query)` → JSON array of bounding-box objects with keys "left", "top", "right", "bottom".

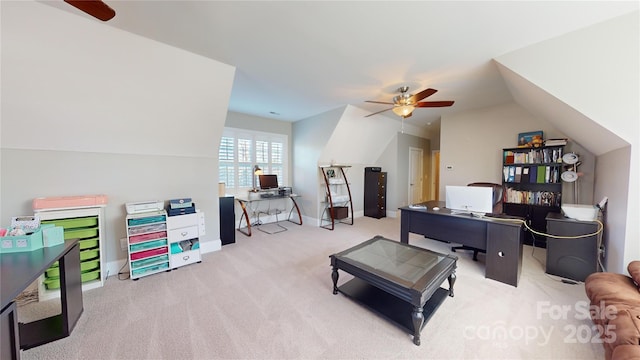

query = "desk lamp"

[{"left": 251, "top": 165, "right": 263, "bottom": 192}]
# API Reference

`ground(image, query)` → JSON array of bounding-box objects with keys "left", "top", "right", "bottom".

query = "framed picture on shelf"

[{"left": 517, "top": 131, "right": 544, "bottom": 148}]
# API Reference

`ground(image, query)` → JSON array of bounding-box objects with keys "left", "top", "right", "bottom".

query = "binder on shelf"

[
  {"left": 536, "top": 166, "right": 546, "bottom": 183},
  {"left": 529, "top": 166, "right": 537, "bottom": 184},
  {"left": 522, "top": 167, "right": 530, "bottom": 183},
  {"left": 545, "top": 166, "right": 551, "bottom": 183},
  {"left": 507, "top": 166, "right": 515, "bottom": 182},
  {"left": 515, "top": 167, "right": 522, "bottom": 183}
]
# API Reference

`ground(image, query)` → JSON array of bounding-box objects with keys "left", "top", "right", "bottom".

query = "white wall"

[
  {"left": 297, "top": 104, "right": 431, "bottom": 223},
  {"left": 1, "top": 2, "right": 235, "bottom": 273},
  {"left": 595, "top": 147, "right": 631, "bottom": 272},
  {"left": 292, "top": 107, "right": 343, "bottom": 220},
  {"left": 320, "top": 105, "right": 426, "bottom": 165},
  {"left": 440, "top": 103, "right": 573, "bottom": 195}
]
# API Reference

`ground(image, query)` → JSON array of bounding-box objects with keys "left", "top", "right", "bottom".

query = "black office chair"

[{"left": 451, "top": 182, "right": 503, "bottom": 261}]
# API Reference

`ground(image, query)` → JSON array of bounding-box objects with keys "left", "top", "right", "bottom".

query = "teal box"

[
  {"left": 0, "top": 227, "right": 44, "bottom": 253},
  {"left": 42, "top": 224, "right": 64, "bottom": 247}
]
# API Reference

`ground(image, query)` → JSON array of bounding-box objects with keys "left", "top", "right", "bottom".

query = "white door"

[{"left": 409, "top": 147, "right": 423, "bottom": 204}]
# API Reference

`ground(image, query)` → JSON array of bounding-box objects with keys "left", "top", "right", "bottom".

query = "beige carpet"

[{"left": 18, "top": 216, "right": 604, "bottom": 359}]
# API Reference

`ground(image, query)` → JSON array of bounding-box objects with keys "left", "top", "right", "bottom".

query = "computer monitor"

[
  {"left": 258, "top": 174, "right": 279, "bottom": 190},
  {"left": 445, "top": 185, "right": 494, "bottom": 215}
]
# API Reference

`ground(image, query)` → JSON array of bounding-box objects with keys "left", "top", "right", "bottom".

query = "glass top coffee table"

[{"left": 330, "top": 235, "right": 457, "bottom": 345}]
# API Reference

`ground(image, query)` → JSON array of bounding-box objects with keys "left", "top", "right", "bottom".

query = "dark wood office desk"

[
  {"left": 1, "top": 240, "right": 83, "bottom": 359},
  {"left": 400, "top": 201, "right": 525, "bottom": 287}
]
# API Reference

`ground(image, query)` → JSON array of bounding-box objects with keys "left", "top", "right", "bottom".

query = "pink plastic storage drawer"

[
  {"left": 130, "top": 247, "right": 168, "bottom": 260},
  {"left": 129, "top": 231, "right": 167, "bottom": 244},
  {"left": 33, "top": 195, "right": 108, "bottom": 210}
]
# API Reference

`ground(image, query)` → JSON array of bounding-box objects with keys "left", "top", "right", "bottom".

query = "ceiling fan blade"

[
  {"left": 409, "top": 88, "right": 437, "bottom": 103},
  {"left": 365, "top": 100, "right": 395, "bottom": 105},
  {"left": 415, "top": 100, "right": 455, "bottom": 108},
  {"left": 64, "top": 0, "right": 116, "bottom": 21},
  {"left": 365, "top": 107, "right": 394, "bottom": 117}
]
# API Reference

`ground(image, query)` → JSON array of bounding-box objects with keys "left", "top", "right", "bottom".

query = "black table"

[
  {"left": 400, "top": 200, "right": 525, "bottom": 287},
  {"left": 1, "top": 240, "right": 83, "bottom": 359},
  {"left": 330, "top": 235, "right": 457, "bottom": 345}
]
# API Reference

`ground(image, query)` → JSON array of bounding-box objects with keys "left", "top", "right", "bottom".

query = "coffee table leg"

[
  {"left": 448, "top": 272, "right": 456, "bottom": 297},
  {"left": 411, "top": 306, "right": 424, "bottom": 346},
  {"left": 331, "top": 267, "right": 339, "bottom": 295}
]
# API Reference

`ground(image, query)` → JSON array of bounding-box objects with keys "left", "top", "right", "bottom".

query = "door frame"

[
  {"left": 408, "top": 147, "right": 424, "bottom": 205},
  {"left": 431, "top": 150, "right": 440, "bottom": 201}
]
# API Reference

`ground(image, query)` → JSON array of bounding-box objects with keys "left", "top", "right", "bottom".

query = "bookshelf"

[
  {"left": 502, "top": 145, "right": 565, "bottom": 247},
  {"left": 319, "top": 165, "right": 354, "bottom": 230}
]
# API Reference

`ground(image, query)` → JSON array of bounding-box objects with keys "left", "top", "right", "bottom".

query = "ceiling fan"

[
  {"left": 365, "top": 86, "right": 454, "bottom": 118},
  {"left": 64, "top": 0, "right": 116, "bottom": 21}
]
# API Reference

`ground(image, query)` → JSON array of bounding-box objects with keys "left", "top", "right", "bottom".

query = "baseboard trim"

[{"left": 201, "top": 239, "right": 222, "bottom": 254}]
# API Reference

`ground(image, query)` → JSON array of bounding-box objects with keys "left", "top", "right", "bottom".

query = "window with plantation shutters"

[
  {"left": 218, "top": 136, "right": 235, "bottom": 187},
  {"left": 218, "top": 128, "right": 288, "bottom": 193}
]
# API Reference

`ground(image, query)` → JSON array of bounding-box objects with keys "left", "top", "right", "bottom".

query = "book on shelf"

[
  {"left": 504, "top": 147, "right": 564, "bottom": 165},
  {"left": 505, "top": 151, "right": 515, "bottom": 164},
  {"left": 504, "top": 187, "right": 562, "bottom": 207},
  {"left": 544, "top": 138, "right": 568, "bottom": 146}
]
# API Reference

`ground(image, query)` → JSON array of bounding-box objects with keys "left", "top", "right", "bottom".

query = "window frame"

[{"left": 218, "top": 127, "right": 288, "bottom": 195}]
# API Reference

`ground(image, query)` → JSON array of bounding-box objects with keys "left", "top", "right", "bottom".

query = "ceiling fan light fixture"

[
  {"left": 364, "top": 86, "right": 453, "bottom": 118},
  {"left": 392, "top": 105, "right": 415, "bottom": 117}
]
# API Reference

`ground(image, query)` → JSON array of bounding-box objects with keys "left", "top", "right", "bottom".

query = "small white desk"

[{"left": 236, "top": 193, "right": 302, "bottom": 236}]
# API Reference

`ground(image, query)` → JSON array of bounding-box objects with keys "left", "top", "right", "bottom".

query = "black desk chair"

[{"left": 451, "top": 182, "right": 503, "bottom": 261}]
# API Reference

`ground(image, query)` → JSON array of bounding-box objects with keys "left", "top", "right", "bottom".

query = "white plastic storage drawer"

[
  {"left": 171, "top": 250, "right": 201, "bottom": 268},
  {"left": 168, "top": 225, "right": 198, "bottom": 243},
  {"left": 166, "top": 213, "right": 198, "bottom": 229}
]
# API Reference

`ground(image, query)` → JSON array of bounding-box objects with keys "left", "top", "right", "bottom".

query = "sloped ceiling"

[
  {"left": 38, "top": 1, "right": 639, "bottom": 130},
  {"left": 495, "top": 11, "right": 638, "bottom": 156},
  {"left": 496, "top": 63, "right": 629, "bottom": 156}
]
